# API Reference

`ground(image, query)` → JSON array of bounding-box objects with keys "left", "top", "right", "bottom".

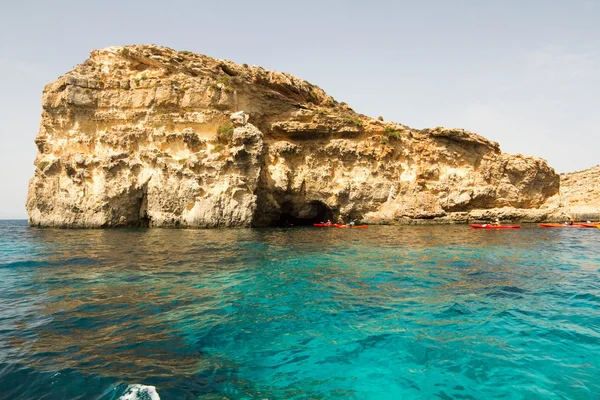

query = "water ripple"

[{"left": 0, "top": 222, "right": 599, "bottom": 398}]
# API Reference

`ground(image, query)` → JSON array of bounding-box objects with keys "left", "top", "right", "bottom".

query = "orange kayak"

[
  {"left": 470, "top": 224, "right": 520, "bottom": 229},
  {"left": 539, "top": 223, "right": 590, "bottom": 228},
  {"left": 313, "top": 223, "right": 342, "bottom": 227},
  {"left": 580, "top": 223, "right": 600, "bottom": 228}
]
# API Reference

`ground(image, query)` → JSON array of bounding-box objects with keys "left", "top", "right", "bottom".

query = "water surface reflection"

[{"left": 0, "top": 223, "right": 599, "bottom": 398}]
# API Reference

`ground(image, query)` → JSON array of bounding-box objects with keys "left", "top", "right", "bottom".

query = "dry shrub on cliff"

[
  {"left": 307, "top": 90, "right": 320, "bottom": 104},
  {"left": 217, "top": 75, "right": 231, "bottom": 86},
  {"left": 384, "top": 126, "right": 401, "bottom": 140},
  {"left": 344, "top": 116, "right": 363, "bottom": 127},
  {"left": 216, "top": 122, "right": 234, "bottom": 144},
  {"left": 210, "top": 75, "right": 234, "bottom": 92}
]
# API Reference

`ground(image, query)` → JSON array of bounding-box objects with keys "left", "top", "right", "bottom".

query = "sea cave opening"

[
  {"left": 137, "top": 187, "right": 151, "bottom": 228},
  {"left": 276, "top": 200, "right": 334, "bottom": 226}
]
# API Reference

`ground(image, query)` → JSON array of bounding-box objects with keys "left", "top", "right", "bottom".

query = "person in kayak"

[
  {"left": 494, "top": 218, "right": 501, "bottom": 226},
  {"left": 326, "top": 219, "right": 332, "bottom": 225}
]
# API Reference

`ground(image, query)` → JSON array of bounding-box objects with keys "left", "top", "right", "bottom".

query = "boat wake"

[{"left": 118, "top": 384, "right": 160, "bottom": 400}]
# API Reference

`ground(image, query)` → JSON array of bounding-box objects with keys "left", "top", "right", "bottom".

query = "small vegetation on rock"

[
  {"left": 211, "top": 143, "right": 224, "bottom": 153},
  {"left": 217, "top": 75, "right": 231, "bottom": 86},
  {"left": 216, "top": 122, "right": 234, "bottom": 144},
  {"left": 380, "top": 136, "right": 389, "bottom": 145},
  {"left": 210, "top": 75, "right": 235, "bottom": 92},
  {"left": 307, "top": 90, "right": 319, "bottom": 104},
  {"left": 120, "top": 48, "right": 130, "bottom": 56},
  {"left": 344, "top": 116, "right": 363, "bottom": 127},
  {"left": 38, "top": 161, "right": 49, "bottom": 170},
  {"left": 384, "top": 126, "right": 401, "bottom": 140}
]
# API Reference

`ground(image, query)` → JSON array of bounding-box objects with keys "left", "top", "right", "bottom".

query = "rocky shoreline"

[{"left": 26, "top": 45, "right": 596, "bottom": 228}]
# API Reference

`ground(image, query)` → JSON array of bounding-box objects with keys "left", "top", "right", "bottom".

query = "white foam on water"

[{"left": 119, "top": 384, "right": 160, "bottom": 400}]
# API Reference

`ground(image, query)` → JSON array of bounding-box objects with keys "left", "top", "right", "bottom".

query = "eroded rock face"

[
  {"left": 557, "top": 165, "right": 600, "bottom": 221},
  {"left": 27, "top": 45, "right": 562, "bottom": 227}
]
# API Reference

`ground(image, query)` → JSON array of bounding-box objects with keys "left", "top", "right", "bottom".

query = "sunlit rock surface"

[
  {"left": 27, "top": 45, "right": 564, "bottom": 227},
  {"left": 558, "top": 165, "right": 600, "bottom": 221}
]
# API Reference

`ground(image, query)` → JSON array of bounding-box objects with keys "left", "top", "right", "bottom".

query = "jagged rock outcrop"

[{"left": 27, "top": 45, "right": 563, "bottom": 227}]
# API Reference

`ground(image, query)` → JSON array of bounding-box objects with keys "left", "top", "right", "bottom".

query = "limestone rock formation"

[
  {"left": 558, "top": 165, "right": 600, "bottom": 221},
  {"left": 27, "top": 45, "right": 563, "bottom": 227}
]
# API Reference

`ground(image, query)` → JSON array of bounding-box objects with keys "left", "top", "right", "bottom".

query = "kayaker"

[
  {"left": 326, "top": 219, "right": 332, "bottom": 225},
  {"left": 494, "top": 218, "right": 501, "bottom": 226}
]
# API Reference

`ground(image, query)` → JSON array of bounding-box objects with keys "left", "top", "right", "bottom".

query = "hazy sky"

[{"left": 1, "top": 0, "right": 599, "bottom": 219}]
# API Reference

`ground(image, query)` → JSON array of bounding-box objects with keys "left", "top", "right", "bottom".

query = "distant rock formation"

[
  {"left": 27, "top": 45, "right": 565, "bottom": 227},
  {"left": 558, "top": 165, "right": 600, "bottom": 221}
]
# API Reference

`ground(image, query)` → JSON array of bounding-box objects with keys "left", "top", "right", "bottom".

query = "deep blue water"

[{"left": 1, "top": 220, "right": 600, "bottom": 399}]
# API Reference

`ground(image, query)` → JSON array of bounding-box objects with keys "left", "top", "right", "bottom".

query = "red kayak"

[
  {"left": 337, "top": 225, "right": 368, "bottom": 229},
  {"left": 470, "top": 224, "right": 521, "bottom": 229},
  {"left": 313, "top": 223, "right": 342, "bottom": 227},
  {"left": 539, "top": 223, "right": 590, "bottom": 228}
]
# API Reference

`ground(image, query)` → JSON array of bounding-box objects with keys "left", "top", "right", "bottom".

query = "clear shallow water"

[{"left": 1, "top": 220, "right": 599, "bottom": 399}]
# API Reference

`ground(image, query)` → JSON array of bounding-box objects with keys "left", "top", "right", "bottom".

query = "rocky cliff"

[
  {"left": 558, "top": 165, "right": 600, "bottom": 221},
  {"left": 27, "top": 45, "right": 563, "bottom": 227}
]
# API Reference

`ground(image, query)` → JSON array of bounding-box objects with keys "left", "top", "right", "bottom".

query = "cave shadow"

[
  {"left": 276, "top": 200, "right": 333, "bottom": 227},
  {"left": 137, "top": 183, "right": 151, "bottom": 228}
]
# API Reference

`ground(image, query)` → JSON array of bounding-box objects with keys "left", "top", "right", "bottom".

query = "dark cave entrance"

[
  {"left": 139, "top": 212, "right": 151, "bottom": 228},
  {"left": 277, "top": 200, "right": 334, "bottom": 226},
  {"left": 138, "top": 185, "right": 151, "bottom": 228}
]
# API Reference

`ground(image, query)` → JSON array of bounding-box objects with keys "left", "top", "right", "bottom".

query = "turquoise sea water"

[{"left": 1, "top": 220, "right": 599, "bottom": 399}]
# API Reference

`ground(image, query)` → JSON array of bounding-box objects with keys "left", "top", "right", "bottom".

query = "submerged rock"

[{"left": 27, "top": 45, "right": 564, "bottom": 227}]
